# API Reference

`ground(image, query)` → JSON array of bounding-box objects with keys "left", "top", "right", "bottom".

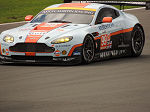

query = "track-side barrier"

[{"left": 64, "top": 0, "right": 150, "bottom": 10}]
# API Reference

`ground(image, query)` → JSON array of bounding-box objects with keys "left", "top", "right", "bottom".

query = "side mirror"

[
  {"left": 25, "top": 15, "right": 34, "bottom": 21},
  {"left": 102, "top": 17, "right": 112, "bottom": 23}
]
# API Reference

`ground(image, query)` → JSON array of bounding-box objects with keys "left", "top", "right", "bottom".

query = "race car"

[{"left": 0, "top": 3, "right": 145, "bottom": 64}]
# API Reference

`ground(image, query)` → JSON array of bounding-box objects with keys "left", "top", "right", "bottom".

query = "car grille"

[{"left": 9, "top": 43, "right": 55, "bottom": 53}]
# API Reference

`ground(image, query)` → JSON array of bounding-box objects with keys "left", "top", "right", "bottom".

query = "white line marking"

[
  {"left": 124, "top": 7, "right": 145, "bottom": 11},
  {"left": 0, "top": 21, "right": 26, "bottom": 26},
  {"left": 0, "top": 6, "right": 145, "bottom": 26}
]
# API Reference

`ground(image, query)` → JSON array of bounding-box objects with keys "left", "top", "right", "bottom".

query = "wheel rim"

[
  {"left": 132, "top": 27, "right": 144, "bottom": 53},
  {"left": 83, "top": 36, "right": 94, "bottom": 62}
]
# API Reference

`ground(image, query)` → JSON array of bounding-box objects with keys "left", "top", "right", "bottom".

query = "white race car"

[{"left": 0, "top": 3, "right": 145, "bottom": 64}]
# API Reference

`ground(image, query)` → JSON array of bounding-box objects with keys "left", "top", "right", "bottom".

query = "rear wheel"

[
  {"left": 82, "top": 35, "right": 95, "bottom": 64},
  {"left": 131, "top": 25, "right": 145, "bottom": 57}
]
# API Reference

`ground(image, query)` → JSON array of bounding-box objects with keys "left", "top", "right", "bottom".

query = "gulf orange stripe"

[
  {"left": 59, "top": 3, "right": 90, "bottom": 8},
  {"left": 110, "top": 27, "right": 133, "bottom": 36},
  {"left": 94, "top": 27, "right": 133, "bottom": 40},
  {"left": 68, "top": 44, "right": 83, "bottom": 56}
]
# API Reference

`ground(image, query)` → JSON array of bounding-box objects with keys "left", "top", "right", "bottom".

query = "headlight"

[
  {"left": 3, "top": 35, "right": 14, "bottom": 43},
  {"left": 51, "top": 36, "right": 73, "bottom": 44}
]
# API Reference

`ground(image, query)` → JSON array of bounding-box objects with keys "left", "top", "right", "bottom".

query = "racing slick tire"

[
  {"left": 131, "top": 25, "right": 145, "bottom": 57},
  {"left": 82, "top": 35, "right": 95, "bottom": 64},
  {"left": 0, "top": 59, "right": 4, "bottom": 65}
]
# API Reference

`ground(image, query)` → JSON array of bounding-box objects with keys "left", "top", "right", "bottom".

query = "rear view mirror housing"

[
  {"left": 25, "top": 15, "right": 34, "bottom": 21},
  {"left": 102, "top": 17, "right": 112, "bottom": 23}
]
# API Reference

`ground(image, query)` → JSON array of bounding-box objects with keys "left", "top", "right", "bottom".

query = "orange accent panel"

[
  {"left": 59, "top": 3, "right": 90, "bottom": 8},
  {"left": 25, "top": 23, "right": 67, "bottom": 43},
  {"left": 68, "top": 44, "right": 83, "bottom": 56},
  {"left": 33, "top": 23, "right": 67, "bottom": 30},
  {"left": 25, "top": 52, "right": 36, "bottom": 56}
]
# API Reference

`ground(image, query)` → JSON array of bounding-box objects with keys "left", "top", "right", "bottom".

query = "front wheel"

[
  {"left": 82, "top": 35, "right": 95, "bottom": 64},
  {"left": 0, "top": 59, "right": 4, "bottom": 65},
  {"left": 131, "top": 25, "right": 145, "bottom": 57}
]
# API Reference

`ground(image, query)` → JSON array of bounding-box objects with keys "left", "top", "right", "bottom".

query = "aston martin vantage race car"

[{"left": 0, "top": 3, "right": 145, "bottom": 64}]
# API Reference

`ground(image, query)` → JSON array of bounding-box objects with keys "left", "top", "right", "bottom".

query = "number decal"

[{"left": 101, "top": 34, "right": 112, "bottom": 50}]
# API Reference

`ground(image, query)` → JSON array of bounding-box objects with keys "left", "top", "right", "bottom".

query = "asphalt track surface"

[{"left": 0, "top": 9, "right": 150, "bottom": 112}]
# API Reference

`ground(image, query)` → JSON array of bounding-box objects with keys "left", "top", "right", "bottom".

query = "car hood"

[{"left": 1, "top": 22, "right": 88, "bottom": 43}]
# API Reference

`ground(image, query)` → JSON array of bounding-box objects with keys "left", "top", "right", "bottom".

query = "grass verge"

[
  {"left": 0, "top": 0, "right": 62, "bottom": 24},
  {"left": 0, "top": 0, "right": 142, "bottom": 24}
]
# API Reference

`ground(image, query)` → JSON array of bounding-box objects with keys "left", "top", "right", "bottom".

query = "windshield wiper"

[{"left": 48, "top": 20, "right": 72, "bottom": 23}]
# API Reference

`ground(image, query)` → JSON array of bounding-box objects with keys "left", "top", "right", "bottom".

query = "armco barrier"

[{"left": 64, "top": 0, "right": 150, "bottom": 10}]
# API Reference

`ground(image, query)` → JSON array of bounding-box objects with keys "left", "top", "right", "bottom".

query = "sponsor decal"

[
  {"left": 100, "top": 51, "right": 110, "bottom": 58},
  {"left": 99, "top": 23, "right": 114, "bottom": 31},
  {"left": 68, "top": 43, "right": 83, "bottom": 56},
  {"left": 53, "top": 57, "right": 75, "bottom": 61},
  {"left": 40, "top": 23, "right": 61, "bottom": 27},
  {"left": 1, "top": 48, "right": 9, "bottom": 56},
  {"left": 1, "top": 43, "right": 9, "bottom": 46},
  {"left": 73, "top": 51, "right": 81, "bottom": 56},
  {"left": 101, "top": 34, "right": 112, "bottom": 50},
  {"left": 99, "top": 50, "right": 126, "bottom": 58},
  {"left": 54, "top": 50, "right": 61, "bottom": 56},
  {"left": 62, "top": 50, "right": 67, "bottom": 55},
  {"left": 55, "top": 45, "right": 71, "bottom": 47},
  {"left": 42, "top": 9, "right": 95, "bottom": 15},
  {"left": 29, "top": 32, "right": 46, "bottom": 35}
]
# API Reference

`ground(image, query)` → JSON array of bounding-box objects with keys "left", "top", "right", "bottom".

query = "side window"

[
  {"left": 112, "top": 9, "right": 120, "bottom": 18},
  {"left": 95, "top": 8, "right": 120, "bottom": 24}
]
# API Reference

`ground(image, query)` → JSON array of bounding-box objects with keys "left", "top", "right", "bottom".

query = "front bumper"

[
  {"left": 0, "top": 42, "right": 83, "bottom": 64},
  {"left": 0, "top": 54, "right": 82, "bottom": 64}
]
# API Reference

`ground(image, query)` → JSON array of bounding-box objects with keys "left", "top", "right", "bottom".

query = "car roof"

[{"left": 44, "top": 3, "right": 105, "bottom": 11}]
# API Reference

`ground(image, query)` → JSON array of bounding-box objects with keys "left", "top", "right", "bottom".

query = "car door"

[{"left": 94, "top": 7, "right": 123, "bottom": 54}]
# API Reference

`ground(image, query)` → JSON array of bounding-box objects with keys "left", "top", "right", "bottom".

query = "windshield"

[{"left": 31, "top": 9, "right": 95, "bottom": 24}]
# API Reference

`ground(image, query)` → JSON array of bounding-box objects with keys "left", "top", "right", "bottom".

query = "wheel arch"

[
  {"left": 130, "top": 23, "right": 145, "bottom": 57},
  {"left": 134, "top": 23, "right": 145, "bottom": 44},
  {"left": 84, "top": 33, "right": 96, "bottom": 52}
]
